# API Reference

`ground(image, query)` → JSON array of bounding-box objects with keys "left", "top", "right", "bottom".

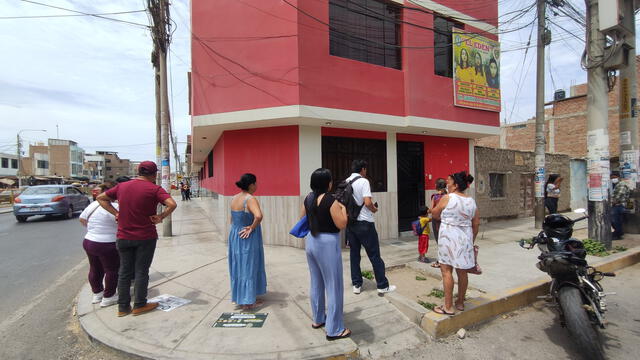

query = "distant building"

[
  {"left": 129, "top": 161, "right": 141, "bottom": 177},
  {"left": 96, "top": 151, "right": 131, "bottom": 181},
  {"left": 21, "top": 139, "right": 85, "bottom": 178},
  {"left": 84, "top": 154, "right": 106, "bottom": 182},
  {"left": 0, "top": 153, "right": 19, "bottom": 177}
]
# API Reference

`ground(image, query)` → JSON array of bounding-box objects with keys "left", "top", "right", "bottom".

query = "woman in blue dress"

[{"left": 228, "top": 173, "right": 267, "bottom": 310}]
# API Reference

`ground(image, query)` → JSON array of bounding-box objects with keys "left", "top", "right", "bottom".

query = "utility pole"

[
  {"left": 16, "top": 134, "right": 22, "bottom": 188},
  {"left": 153, "top": 50, "right": 161, "bottom": 185},
  {"left": 619, "top": 0, "right": 639, "bottom": 190},
  {"left": 586, "top": 0, "right": 612, "bottom": 249},
  {"left": 148, "top": 0, "right": 172, "bottom": 236},
  {"left": 534, "top": 0, "right": 547, "bottom": 228}
]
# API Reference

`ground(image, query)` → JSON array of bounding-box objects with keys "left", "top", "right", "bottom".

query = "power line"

[
  {"left": 0, "top": 10, "right": 146, "bottom": 20},
  {"left": 20, "top": 0, "right": 150, "bottom": 28}
]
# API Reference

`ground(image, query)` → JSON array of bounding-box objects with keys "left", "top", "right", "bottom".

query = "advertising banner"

[{"left": 452, "top": 28, "right": 501, "bottom": 112}]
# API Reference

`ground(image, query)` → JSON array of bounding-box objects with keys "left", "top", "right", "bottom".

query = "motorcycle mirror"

[
  {"left": 573, "top": 208, "right": 587, "bottom": 214},
  {"left": 519, "top": 239, "right": 527, "bottom": 248}
]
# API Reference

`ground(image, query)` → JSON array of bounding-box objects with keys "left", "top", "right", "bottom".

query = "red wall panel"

[
  {"left": 201, "top": 126, "right": 300, "bottom": 196},
  {"left": 190, "top": 0, "right": 300, "bottom": 116}
]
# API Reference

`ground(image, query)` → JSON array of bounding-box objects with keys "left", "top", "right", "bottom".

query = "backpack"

[
  {"left": 411, "top": 218, "right": 426, "bottom": 236},
  {"left": 334, "top": 176, "right": 363, "bottom": 224}
]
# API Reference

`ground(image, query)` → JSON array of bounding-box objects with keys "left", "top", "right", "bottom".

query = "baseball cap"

[{"left": 138, "top": 161, "right": 158, "bottom": 175}]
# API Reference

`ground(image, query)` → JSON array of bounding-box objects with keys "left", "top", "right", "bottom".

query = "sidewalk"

[
  {"left": 78, "top": 199, "right": 427, "bottom": 360},
  {"left": 78, "top": 199, "right": 638, "bottom": 359}
]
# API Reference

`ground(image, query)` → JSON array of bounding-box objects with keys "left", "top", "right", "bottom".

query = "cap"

[{"left": 138, "top": 161, "right": 158, "bottom": 175}]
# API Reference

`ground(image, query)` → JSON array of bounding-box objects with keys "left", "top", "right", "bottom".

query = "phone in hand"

[{"left": 374, "top": 202, "right": 378, "bottom": 208}]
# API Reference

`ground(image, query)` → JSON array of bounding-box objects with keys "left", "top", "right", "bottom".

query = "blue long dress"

[{"left": 228, "top": 195, "right": 267, "bottom": 305}]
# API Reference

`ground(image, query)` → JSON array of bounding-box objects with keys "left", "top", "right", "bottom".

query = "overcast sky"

[{"left": 0, "top": 0, "right": 638, "bottom": 165}]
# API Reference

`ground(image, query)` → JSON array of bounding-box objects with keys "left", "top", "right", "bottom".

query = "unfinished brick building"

[{"left": 477, "top": 56, "right": 640, "bottom": 164}]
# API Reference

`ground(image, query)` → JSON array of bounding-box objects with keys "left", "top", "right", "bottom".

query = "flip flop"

[
  {"left": 431, "top": 262, "right": 441, "bottom": 268},
  {"left": 455, "top": 303, "right": 465, "bottom": 312},
  {"left": 433, "top": 306, "right": 455, "bottom": 316},
  {"left": 242, "top": 299, "right": 264, "bottom": 310},
  {"left": 312, "top": 322, "right": 325, "bottom": 329},
  {"left": 326, "top": 328, "right": 351, "bottom": 341}
]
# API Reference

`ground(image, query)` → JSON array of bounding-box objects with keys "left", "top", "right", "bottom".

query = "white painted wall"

[{"left": 298, "top": 126, "right": 322, "bottom": 195}]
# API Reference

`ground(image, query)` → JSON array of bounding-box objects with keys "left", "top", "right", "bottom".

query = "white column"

[
  {"left": 298, "top": 125, "right": 322, "bottom": 195},
  {"left": 386, "top": 132, "right": 397, "bottom": 192}
]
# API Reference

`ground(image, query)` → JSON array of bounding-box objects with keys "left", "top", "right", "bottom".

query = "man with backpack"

[{"left": 341, "top": 160, "right": 396, "bottom": 295}]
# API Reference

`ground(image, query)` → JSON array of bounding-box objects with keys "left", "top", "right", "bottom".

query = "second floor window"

[
  {"left": 434, "top": 15, "right": 464, "bottom": 77},
  {"left": 37, "top": 160, "right": 49, "bottom": 169},
  {"left": 329, "top": 0, "right": 401, "bottom": 70}
]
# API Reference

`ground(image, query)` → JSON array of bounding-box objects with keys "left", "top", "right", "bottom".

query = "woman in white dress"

[{"left": 431, "top": 171, "right": 480, "bottom": 316}]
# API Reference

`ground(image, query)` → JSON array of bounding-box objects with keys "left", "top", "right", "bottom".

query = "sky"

[{"left": 0, "top": 0, "right": 638, "bottom": 166}]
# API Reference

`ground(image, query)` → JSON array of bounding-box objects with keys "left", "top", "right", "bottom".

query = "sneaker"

[
  {"left": 377, "top": 285, "right": 396, "bottom": 294},
  {"left": 92, "top": 291, "right": 104, "bottom": 304},
  {"left": 100, "top": 294, "right": 118, "bottom": 307},
  {"left": 353, "top": 285, "right": 362, "bottom": 294},
  {"left": 132, "top": 302, "right": 159, "bottom": 316}
]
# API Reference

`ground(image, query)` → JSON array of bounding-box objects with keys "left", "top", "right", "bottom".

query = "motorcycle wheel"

[{"left": 558, "top": 286, "right": 605, "bottom": 360}]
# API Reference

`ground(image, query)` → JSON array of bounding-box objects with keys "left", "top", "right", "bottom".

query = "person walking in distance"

[
  {"left": 345, "top": 160, "right": 396, "bottom": 295},
  {"left": 97, "top": 161, "right": 177, "bottom": 317},
  {"left": 430, "top": 178, "right": 447, "bottom": 268}
]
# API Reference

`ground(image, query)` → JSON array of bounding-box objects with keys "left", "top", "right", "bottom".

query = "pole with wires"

[
  {"left": 585, "top": 0, "right": 612, "bottom": 249},
  {"left": 534, "top": 0, "right": 547, "bottom": 228},
  {"left": 148, "top": 0, "right": 172, "bottom": 237}
]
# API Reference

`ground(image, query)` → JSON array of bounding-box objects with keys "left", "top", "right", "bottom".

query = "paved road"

[
  {"left": 381, "top": 262, "right": 640, "bottom": 360},
  {"left": 0, "top": 211, "right": 130, "bottom": 359},
  {"left": 0, "top": 211, "right": 87, "bottom": 321}
]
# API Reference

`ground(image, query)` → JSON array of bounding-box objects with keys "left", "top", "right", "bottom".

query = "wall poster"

[{"left": 452, "top": 28, "right": 501, "bottom": 112}]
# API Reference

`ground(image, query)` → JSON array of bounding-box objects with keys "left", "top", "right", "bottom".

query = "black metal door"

[{"left": 397, "top": 141, "right": 425, "bottom": 232}]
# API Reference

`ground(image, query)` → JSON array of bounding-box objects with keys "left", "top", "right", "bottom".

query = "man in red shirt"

[{"left": 97, "top": 161, "right": 177, "bottom": 317}]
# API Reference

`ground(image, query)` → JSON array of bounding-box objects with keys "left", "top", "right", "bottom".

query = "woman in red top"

[{"left": 430, "top": 178, "right": 447, "bottom": 268}]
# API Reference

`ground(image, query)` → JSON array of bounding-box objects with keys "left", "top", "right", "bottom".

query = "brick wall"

[{"left": 474, "top": 147, "right": 571, "bottom": 220}]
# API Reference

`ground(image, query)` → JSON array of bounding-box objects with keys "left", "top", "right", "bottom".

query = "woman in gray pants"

[{"left": 302, "top": 168, "right": 350, "bottom": 341}]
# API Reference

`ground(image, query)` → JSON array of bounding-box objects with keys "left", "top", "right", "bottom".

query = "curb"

[{"left": 387, "top": 247, "right": 640, "bottom": 339}]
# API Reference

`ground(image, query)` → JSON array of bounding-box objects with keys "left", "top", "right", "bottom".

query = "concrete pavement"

[{"left": 77, "top": 198, "right": 639, "bottom": 359}]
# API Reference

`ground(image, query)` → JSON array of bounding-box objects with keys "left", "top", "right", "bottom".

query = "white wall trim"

[
  {"left": 192, "top": 105, "right": 500, "bottom": 163},
  {"left": 407, "top": 0, "right": 498, "bottom": 35},
  {"left": 386, "top": 132, "right": 398, "bottom": 192},
  {"left": 298, "top": 126, "right": 322, "bottom": 195}
]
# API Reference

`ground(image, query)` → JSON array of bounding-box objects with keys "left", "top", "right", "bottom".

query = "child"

[
  {"left": 415, "top": 206, "right": 431, "bottom": 263},
  {"left": 430, "top": 178, "right": 447, "bottom": 268}
]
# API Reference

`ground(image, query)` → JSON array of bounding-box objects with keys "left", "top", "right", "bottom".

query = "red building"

[{"left": 190, "top": 0, "right": 500, "bottom": 246}]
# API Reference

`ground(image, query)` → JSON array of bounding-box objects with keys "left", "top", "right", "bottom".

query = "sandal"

[
  {"left": 326, "top": 328, "right": 351, "bottom": 341},
  {"left": 431, "top": 262, "right": 441, "bottom": 268},
  {"left": 242, "top": 299, "right": 264, "bottom": 310},
  {"left": 312, "top": 322, "right": 325, "bottom": 329},
  {"left": 455, "top": 302, "right": 465, "bottom": 312},
  {"left": 433, "top": 306, "right": 455, "bottom": 316}
]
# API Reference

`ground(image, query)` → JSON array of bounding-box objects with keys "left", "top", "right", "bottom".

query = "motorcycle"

[{"left": 519, "top": 209, "right": 615, "bottom": 360}]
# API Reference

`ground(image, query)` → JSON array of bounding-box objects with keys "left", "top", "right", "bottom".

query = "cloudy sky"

[{"left": 0, "top": 0, "right": 638, "bottom": 165}]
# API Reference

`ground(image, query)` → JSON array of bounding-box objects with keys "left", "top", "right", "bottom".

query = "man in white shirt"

[{"left": 346, "top": 160, "right": 396, "bottom": 295}]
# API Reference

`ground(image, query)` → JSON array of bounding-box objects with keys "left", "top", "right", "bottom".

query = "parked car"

[
  {"left": 0, "top": 188, "right": 23, "bottom": 204},
  {"left": 13, "top": 185, "right": 91, "bottom": 223}
]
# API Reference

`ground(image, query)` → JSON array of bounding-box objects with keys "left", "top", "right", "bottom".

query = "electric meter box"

[{"left": 599, "top": 0, "right": 633, "bottom": 35}]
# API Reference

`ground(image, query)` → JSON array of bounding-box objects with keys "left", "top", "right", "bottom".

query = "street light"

[{"left": 17, "top": 129, "right": 47, "bottom": 188}]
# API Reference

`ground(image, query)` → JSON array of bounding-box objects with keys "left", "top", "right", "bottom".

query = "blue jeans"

[
  {"left": 347, "top": 221, "right": 389, "bottom": 289},
  {"left": 611, "top": 204, "right": 625, "bottom": 238}
]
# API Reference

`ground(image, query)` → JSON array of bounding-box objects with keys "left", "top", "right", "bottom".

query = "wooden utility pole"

[
  {"left": 148, "top": 0, "right": 172, "bottom": 236},
  {"left": 534, "top": 0, "right": 547, "bottom": 228},
  {"left": 585, "top": 0, "right": 612, "bottom": 248}
]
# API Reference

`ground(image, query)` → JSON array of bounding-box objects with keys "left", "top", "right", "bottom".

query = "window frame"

[
  {"left": 433, "top": 14, "right": 464, "bottom": 78},
  {"left": 1, "top": 158, "right": 8, "bottom": 168},
  {"left": 488, "top": 172, "right": 506, "bottom": 199},
  {"left": 11, "top": 159, "right": 18, "bottom": 169},
  {"left": 329, "top": 0, "right": 402, "bottom": 70}
]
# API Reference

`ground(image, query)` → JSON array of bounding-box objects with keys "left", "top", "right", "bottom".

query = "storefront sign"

[
  {"left": 213, "top": 313, "right": 268, "bottom": 328},
  {"left": 452, "top": 29, "right": 501, "bottom": 112}
]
